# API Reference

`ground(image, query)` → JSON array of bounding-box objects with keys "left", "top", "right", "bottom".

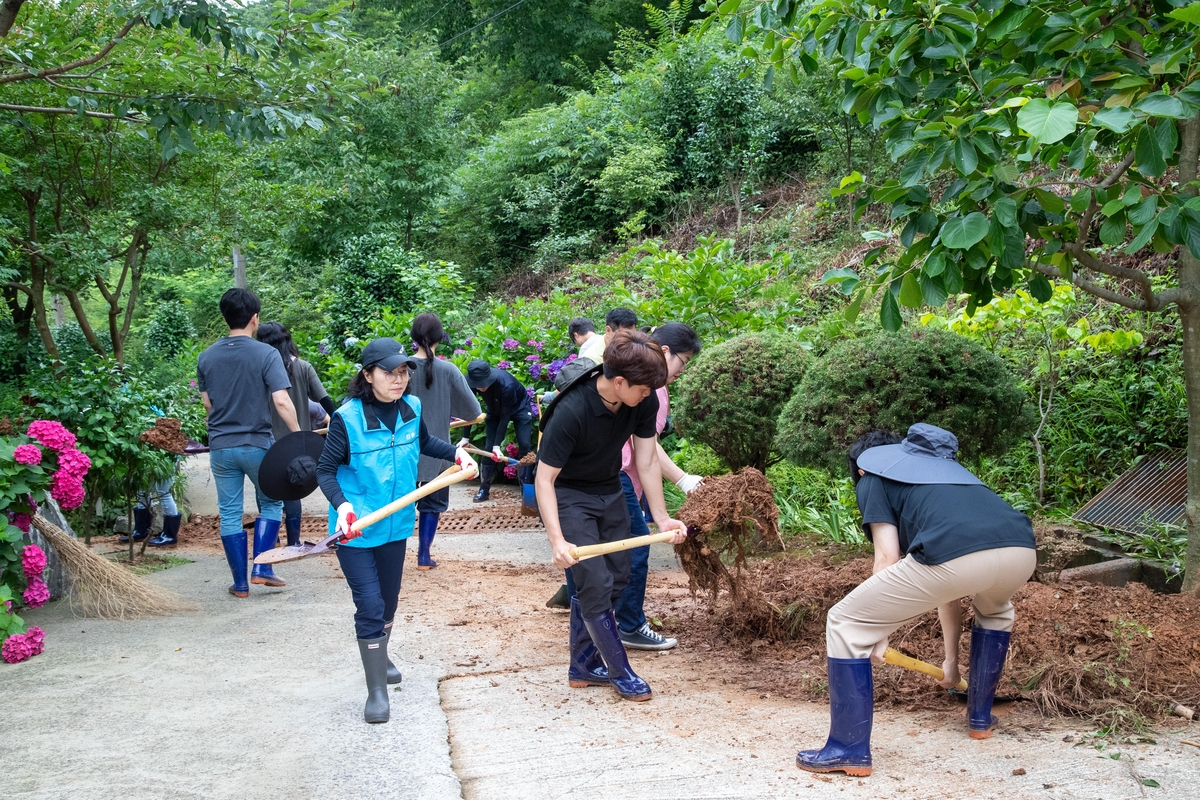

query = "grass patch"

[{"left": 106, "top": 552, "right": 192, "bottom": 576}]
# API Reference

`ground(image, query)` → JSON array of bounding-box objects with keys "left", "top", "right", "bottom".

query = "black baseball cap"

[{"left": 360, "top": 337, "right": 417, "bottom": 373}]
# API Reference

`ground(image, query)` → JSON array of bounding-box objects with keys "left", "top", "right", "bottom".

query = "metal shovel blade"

[{"left": 254, "top": 532, "right": 344, "bottom": 564}]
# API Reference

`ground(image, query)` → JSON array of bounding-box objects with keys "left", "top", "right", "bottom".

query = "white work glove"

[
  {"left": 674, "top": 474, "right": 704, "bottom": 494},
  {"left": 491, "top": 446, "right": 505, "bottom": 463},
  {"left": 455, "top": 446, "right": 478, "bottom": 476},
  {"left": 335, "top": 502, "right": 360, "bottom": 540}
]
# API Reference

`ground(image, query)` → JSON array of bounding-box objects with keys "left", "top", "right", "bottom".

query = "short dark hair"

[
  {"left": 568, "top": 317, "right": 595, "bottom": 338},
  {"left": 847, "top": 430, "right": 903, "bottom": 485},
  {"left": 648, "top": 322, "right": 702, "bottom": 357},
  {"left": 605, "top": 308, "right": 638, "bottom": 330},
  {"left": 603, "top": 329, "right": 667, "bottom": 389},
  {"left": 219, "top": 288, "right": 260, "bottom": 330}
]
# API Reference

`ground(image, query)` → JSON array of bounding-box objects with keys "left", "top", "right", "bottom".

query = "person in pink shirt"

[{"left": 613, "top": 322, "right": 704, "bottom": 649}]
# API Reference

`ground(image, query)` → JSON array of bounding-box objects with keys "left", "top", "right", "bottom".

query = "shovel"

[
  {"left": 254, "top": 463, "right": 476, "bottom": 565},
  {"left": 460, "top": 443, "right": 540, "bottom": 517}
]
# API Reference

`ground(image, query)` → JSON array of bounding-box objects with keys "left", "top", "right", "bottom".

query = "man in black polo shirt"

[
  {"left": 466, "top": 359, "right": 533, "bottom": 502},
  {"left": 535, "top": 329, "right": 687, "bottom": 702}
]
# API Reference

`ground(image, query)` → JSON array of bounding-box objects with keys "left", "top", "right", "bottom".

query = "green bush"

[
  {"left": 776, "top": 328, "right": 1032, "bottom": 475},
  {"left": 673, "top": 331, "right": 809, "bottom": 472},
  {"left": 143, "top": 300, "right": 197, "bottom": 359}
]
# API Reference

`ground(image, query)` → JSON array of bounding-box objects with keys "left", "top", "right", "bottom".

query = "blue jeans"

[
  {"left": 565, "top": 472, "right": 651, "bottom": 629},
  {"left": 209, "top": 445, "right": 283, "bottom": 538},
  {"left": 336, "top": 539, "right": 407, "bottom": 639},
  {"left": 137, "top": 477, "right": 179, "bottom": 517}
]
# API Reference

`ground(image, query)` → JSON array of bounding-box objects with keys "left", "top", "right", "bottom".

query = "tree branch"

[
  {"left": 1033, "top": 260, "right": 1180, "bottom": 312},
  {"left": 0, "top": 19, "right": 138, "bottom": 84},
  {"left": 1064, "top": 242, "right": 1160, "bottom": 307},
  {"left": 63, "top": 288, "right": 108, "bottom": 356},
  {"left": 0, "top": 0, "right": 27, "bottom": 38},
  {"left": 0, "top": 102, "right": 147, "bottom": 121},
  {"left": 2, "top": 281, "right": 32, "bottom": 296}
]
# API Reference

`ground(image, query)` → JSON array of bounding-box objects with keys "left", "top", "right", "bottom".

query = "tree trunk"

[
  {"left": 21, "top": 191, "right": 58, "bottom": 360},
  {"left": 0, "top": 0, "right": 26, "bottom": 38},
  {"left": 1178, "top": 116, "right": 1200, "bottom": 594}
]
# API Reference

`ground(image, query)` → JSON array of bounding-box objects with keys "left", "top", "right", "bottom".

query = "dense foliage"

[
  {"left": 776, "top": 329, "right": 1032, "bottom": 474},
  {"left": 674, "top": 331, "right": 808, "bottom": 471}
]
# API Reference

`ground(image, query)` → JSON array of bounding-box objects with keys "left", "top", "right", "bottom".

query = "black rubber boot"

[
  {"left": 383, "top": 621, "right": 402, "bottom": 685},
  {"left": 358, "top": 637, "right": 391, "bottom": 723},
  {"left": 148, "top": 514, "right": 181, "bottom": 547},
  {"left": 546, "top": 584, "right": 570, "bottom": 609},
  {"left": 582, "top": 609, "right": 652, "bottom": 701}
]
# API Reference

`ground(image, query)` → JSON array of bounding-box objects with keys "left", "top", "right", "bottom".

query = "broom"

[{"left": 31, "top": 514, "right": 197, "bottom": 620}]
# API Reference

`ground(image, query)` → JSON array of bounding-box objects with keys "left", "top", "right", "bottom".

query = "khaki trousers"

[{"left": 826, "top": 547, "right": 1037, "bottom": 659}]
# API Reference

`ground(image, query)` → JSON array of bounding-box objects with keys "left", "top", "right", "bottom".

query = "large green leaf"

[
  {"left": 1091, "top": 107, "right": 1135, "bottom": 133},
  {"left": 1169, "top": 2, "right": 1200, "bottom": 24},
  {"left": 1135, "top": 94, "right": 1187, "bottom": 119},
  {"left": 940, "top": 212, "right": 990, "bottom": 249},
  {"left": 899, "top": 272, "right": 924, "bottom": 307},
  {"left": 880, "top": 288, "right": 903, "bottom": 331},
  {"left": 1016, "top": 99, "right": 1079, "bottom": 145}
]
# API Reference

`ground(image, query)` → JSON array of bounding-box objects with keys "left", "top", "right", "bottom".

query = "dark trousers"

[
  {"left": 283, "top": 499, "right": 302, "bottom": 522},
  {"left": 336, "top": 539, "right": 407, "bottom": 639},
  {"left": 479, "top": 412, "right": 533, "bottom": 491},
  {"left": 558, "top": 486, "right": 632, "bottom": 618},
  {"left": 416, "top": 485, "right": 450, "bottom": 514}
]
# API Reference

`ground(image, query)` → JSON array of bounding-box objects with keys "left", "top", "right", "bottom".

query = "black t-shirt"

[
  {"left": 855, "top": 474, "right": 1035, "bottom": 566},
  {"left": 538, "top": 377, "right": 659, "bottom": 495}
]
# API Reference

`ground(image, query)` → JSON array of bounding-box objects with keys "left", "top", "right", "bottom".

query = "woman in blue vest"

[{"left": 316, "top": 337, "right": 475, "bottom": 723}]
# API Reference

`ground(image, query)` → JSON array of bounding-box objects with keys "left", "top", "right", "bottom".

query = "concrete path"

[{"left": 5, "top": 488, "right": 1199, "bottom": 799}]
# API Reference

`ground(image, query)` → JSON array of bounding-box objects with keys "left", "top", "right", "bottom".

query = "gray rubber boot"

[
  {"left": 383, "top": 624, "right": 402, "bottom": 685},
  {"left": 357, "top": 637, "right": 391, "bottom": 724}
]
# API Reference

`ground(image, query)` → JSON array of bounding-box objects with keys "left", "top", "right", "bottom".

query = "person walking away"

[
  {"left": 536, "top": 329, "right": 687, "bottom": 702},
  {"left": 257, "top": 321, "right": 336, "bottom": 547},
  {"left": 795, "top": 424, "right": 1037, "bottom": 777},
  {"left": 316, "top": 337, "right": 474, "bottom": 723},
  {"left": 466, "top": 359, "right": 533, "bottom": 503},
  {"left": 409, "top": 313, "right": 483, "bottom": 569},
  {"left": 197, "top": 289, "right": 301, "bottom": 597}
]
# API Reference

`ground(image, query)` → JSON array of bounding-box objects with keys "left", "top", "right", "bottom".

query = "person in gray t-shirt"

[
  {"left": 408, "top": 313, "right": 483, "bottom": 570},
  {"left": 197, "top": 289, "right": 300, "bottom": 598}
]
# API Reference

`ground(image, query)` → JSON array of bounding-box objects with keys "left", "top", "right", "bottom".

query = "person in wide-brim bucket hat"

[
  {"left": 466, "top": 358, "right": 534, "bottom": 503},
  {"left": 259, "top": 431, "right": 326, "bottom": 502},
  {"left": 794, "top": 422, "right": 1037, "bottom": 779}
]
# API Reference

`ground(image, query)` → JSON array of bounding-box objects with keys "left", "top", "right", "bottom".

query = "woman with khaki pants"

[{"left": 796, "top": 424, "right": 1037, "bottom": 778}]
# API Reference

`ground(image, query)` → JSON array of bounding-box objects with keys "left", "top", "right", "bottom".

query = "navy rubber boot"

[
  {"left": 221, "top": 533, "right": 249, "bottom": 598},
  {"left": 416, "top": 512, "right": 439, "bottom": 570},
  {"left": 285, "top": 515, "right": 302, "bottom": 548},
  {"left": 147, "top": 514, "right": 181, "bottom": 547},
  {"left": 568, "top": 598, "right": 609, "bottom": 688},
  {"left": 796, "top": 657, "right": 873, "bottom": 777},
  {"left": 250, "top": 518, "right": 286, "bottom": 587},
  {"left": 582, "top": 609, "right": 651, "bottom": 701},
  {"left": 119, "top": 507, "right": 152, "bottom": 543},
  {"left": 968, "top": 626, "right": 1011, "bottom": 739}
]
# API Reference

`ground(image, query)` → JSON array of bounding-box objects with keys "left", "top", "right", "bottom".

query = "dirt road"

[{"left": 4, "top": 486, "right": 1197, "bottom": 799}]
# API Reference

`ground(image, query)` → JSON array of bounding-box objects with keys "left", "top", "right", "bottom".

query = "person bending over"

[{"left": 795, "top": 424, "right": 1036, "bottom": 777}]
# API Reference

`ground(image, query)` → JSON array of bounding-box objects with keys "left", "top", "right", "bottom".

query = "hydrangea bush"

[{"left": 1, "top": 419, "right": 90, "bottom": 663}]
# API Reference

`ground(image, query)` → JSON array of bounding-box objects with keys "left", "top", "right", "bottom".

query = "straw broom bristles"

[{"left": 31, "top": 514, "right": 198, "bottom": 620}]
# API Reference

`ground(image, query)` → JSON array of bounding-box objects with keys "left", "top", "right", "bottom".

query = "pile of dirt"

[
  {"left": 517, "top": 452, "right": 538, "bottom": 467},
  {"left": 675, "top": 467, "right": 784, "bottom": 638},
  {"left": 139, "top": 417, "right": 187, "bottom": 454},
  {"left": 673, "top": 551, "right": 1200, "bottom": 722},
  {"left": 1032, "top": 523, "right": 1092, "bottom": 580}
]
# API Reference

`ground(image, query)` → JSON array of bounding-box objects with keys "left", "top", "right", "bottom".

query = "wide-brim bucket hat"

[
  {"left": 259, "top": 431, "right": 326, "bottom": 501},
  {"left": 466, "top": 359, "right": 501, "bottom": 389},
  {"left": 857, "top": 423, "right": 983, "bottom": 486}
]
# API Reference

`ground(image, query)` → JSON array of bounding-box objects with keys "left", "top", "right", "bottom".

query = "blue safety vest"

[{"left": 327, "top": 396, "right": 421, "bottom": 548}]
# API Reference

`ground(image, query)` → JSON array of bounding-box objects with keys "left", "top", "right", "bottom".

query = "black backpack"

[{"left": 537, "top": 358, "right": 603, "bottom": 446}]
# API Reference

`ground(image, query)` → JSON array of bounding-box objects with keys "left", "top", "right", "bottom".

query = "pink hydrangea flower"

[
  {"left": 22, "top": 545, "right": 46, "bottom": 579},
  {"left": 1, "top": 626, "right": 45, "bottom": 663},
  {"left": 505, "top": 443, "right": 520, "bottom": 457},
  {"left": 50, "top": 471, "right": 86, "bottom": 510},
  {"left": 55, "top": 448, "right": 91, "bottom": 480},
  {"left": 12, "top": 444, "right": 42, "bottom": 465},
  {"left": 503, "top": 465, "right": 517, "bottom": 480},
  {"left": 26, "top": 420, "right": 77, "bottom": 451},
  {"left": 453, "top": 349, "right": 468, "bottom": 355},
  {"left": 22, "top": 579, "right": 49, "bottom": 608},
  {"left": 11, "top": 513, "right": 31, "bottom": 533}
]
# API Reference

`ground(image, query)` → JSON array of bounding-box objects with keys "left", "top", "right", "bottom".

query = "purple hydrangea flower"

[
  {"left": 529, "top": 363, "right": 541, "bottom": 380},
  {"left": 497, "top": 360, "right": 512, "bottom": 370},
  {"left": 546, "top": 359, "right": 565, "bottom": 380},
  {"left": 524, "top": 354, "right": 540, "bottom": 362},
  {"left": 502, "top": 338, "right": 519, "bottom": 350},
  {"left": 453, "top": 349, "right": 468, "bottom": 355},
  {"left": 465, "top": 337, "right": 474, "bottom": 347},
  {"left": 530, "top": 400, "right": 540, "bottom": 418},
  {"left": 319, "top": 344, "right": 329, "bottom": 355},
  {"left": 566, "top": 353, "right": 578, "bottom": 363}
]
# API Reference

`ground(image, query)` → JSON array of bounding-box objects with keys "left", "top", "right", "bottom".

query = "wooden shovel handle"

[
  {"left": 350, "top": 463, "right": 477, "bottom": 532},
  {"left": 569, "top": 532, "right": 676, "bottom": 562},
  {"left": 883, "top": 647, "right": 969, "bottom": 692},
  {"left": 449, "top": 414, "right": 487, "bottom": 430}
]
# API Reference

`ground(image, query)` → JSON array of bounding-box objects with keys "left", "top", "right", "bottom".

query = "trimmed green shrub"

[
  {"left": 673, "top": 331, "right": 809, "bottom": 472},
  {"left": 144, "top": 300, "right": 197, "bottom": 359},
  {"left": 775, "top": 328, "right": 1032, "bottom": 474}
]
